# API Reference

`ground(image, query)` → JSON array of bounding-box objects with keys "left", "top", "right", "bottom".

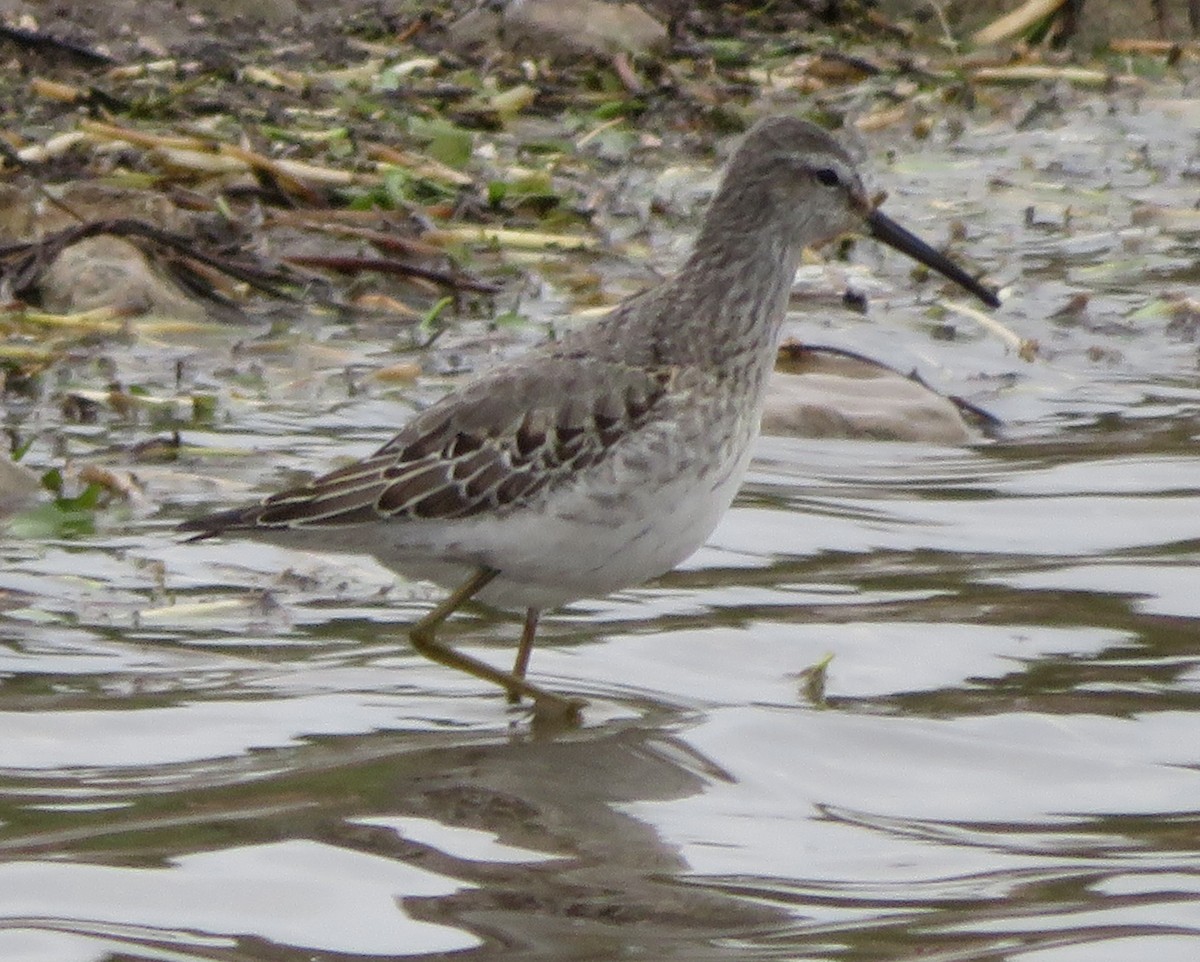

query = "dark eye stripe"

[{"left": 814, "top": 167, "right": 840, "bottom": 187}]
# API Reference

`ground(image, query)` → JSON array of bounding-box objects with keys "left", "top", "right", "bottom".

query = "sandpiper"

[{"left": 180, "top": 115, "right": 1000, "bottom": 720}]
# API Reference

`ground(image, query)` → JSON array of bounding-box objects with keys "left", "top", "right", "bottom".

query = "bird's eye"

[{"left": 814, "top": 167, "right": 840, "bottom": 187}]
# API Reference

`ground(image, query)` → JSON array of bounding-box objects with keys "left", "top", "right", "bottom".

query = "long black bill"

[{"left": 867, "top": 208, "right": 1000, "bottom": 309}]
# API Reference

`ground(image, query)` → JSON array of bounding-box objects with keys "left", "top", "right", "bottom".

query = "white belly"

[
  {"left": 238, "top": 377, "right": 763, "bottom": 613},
  {"left": 362, "top": 413, "right": 757, "bottom": 611}
]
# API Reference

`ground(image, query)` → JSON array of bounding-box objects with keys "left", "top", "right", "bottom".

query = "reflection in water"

[
  {"left": 3, "top": 95, "right": 1200, "bottom": 961},
  {"left": 0, "top": 722, "right": 789, "bottom": 959},
  {"left": 3, "top": 427, "right": 1198, "bottom": 960}
]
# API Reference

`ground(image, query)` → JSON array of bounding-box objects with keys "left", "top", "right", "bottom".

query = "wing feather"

[{"left": 180, "top": 359, "right": 676, "bottom": 537}]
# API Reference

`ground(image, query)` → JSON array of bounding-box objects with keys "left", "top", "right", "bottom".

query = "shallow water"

[{"left": 3, "top": 89, "right": 1200, "bottom": 960}]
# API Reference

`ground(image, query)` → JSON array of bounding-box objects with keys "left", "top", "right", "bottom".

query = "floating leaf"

[
  {"left": 490, "top": 83, "right": 536, "bottom": 119},
  {"left": 797, "top": 653, "right": 835, "bottom": 709},
  {"left": 418, "top": 295, "right": 456, "bottom": 340},
  {"left": 7, "top": 489, "right": 103, "bottom": 538},
  {"left": 11, "top": 437, "right": 34, "bottom": 463},
  {"left": 492, "top": 309, "right": 531, "bottom": 329},
  {"left": 408, "top": 117, "right": 474, "bottom": 169}
]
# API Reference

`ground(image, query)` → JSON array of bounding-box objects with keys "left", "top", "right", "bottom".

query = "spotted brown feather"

[{"left": 182, "top": 359, "right": 675, "bottom": 536}]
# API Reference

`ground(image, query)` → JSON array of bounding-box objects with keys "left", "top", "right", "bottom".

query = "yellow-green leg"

[
  {"left": 509, "top": 607, "right": 539, "bottom": 697},
  {"left": 409, "top": 568, "right": 584, "bottom": 721}
]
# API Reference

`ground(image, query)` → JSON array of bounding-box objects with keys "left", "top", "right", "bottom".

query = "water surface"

[{"left": 2, "top": 90, "right": 1199, "bottom": 961}]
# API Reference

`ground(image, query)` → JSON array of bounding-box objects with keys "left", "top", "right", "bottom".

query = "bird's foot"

[{"left": 528, "top": 690, "right": 587, "bottom": 728}]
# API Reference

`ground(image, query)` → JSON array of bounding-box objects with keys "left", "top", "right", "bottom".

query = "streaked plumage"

[{"left": 181, "top": 116, "right": 999, "bottom": 720}]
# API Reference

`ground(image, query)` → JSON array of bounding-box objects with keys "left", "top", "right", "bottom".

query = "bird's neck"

[{"left": 650, "top": 225, "right": 803, "bottom": 370}]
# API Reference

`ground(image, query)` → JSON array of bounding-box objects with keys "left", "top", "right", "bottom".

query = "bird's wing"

[{"left": 180, "top": 357, "right": 676, "bottom": 535}]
